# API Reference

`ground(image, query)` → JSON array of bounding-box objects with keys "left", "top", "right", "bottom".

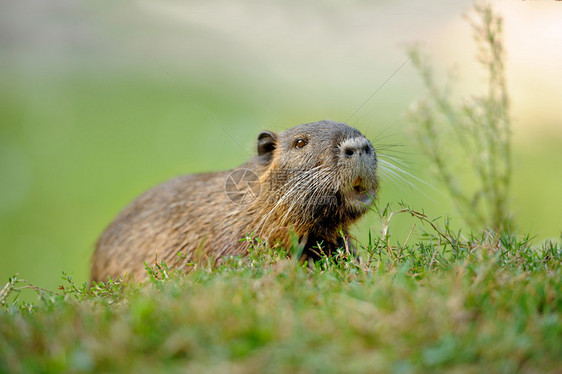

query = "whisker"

[
  {"left": 379, "top": 158, "right": 443, "bottom": 195},
  {"left": 255, "top": 167, "right": 324, "bottom": 234},
  {"left": 378, "top": 160, "right": 441, "bottom": 204}
]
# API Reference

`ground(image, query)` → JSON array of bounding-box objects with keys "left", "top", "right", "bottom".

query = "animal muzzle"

[{"left": 339, "top": 136, "right": 377, "bottom": 177}]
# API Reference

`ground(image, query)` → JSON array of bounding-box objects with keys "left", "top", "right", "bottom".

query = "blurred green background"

[{"left": 1, "top": 1, "right": 561, "bottom": 290}]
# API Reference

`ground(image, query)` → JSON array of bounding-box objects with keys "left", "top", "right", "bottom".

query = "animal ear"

[{"left": 257, "top": 131, "right": 277, "bottom": 163}]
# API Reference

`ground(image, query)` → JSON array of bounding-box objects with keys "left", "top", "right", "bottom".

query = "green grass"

[{"left": 1, "top": 217, "right": 560, "bottom": 373}]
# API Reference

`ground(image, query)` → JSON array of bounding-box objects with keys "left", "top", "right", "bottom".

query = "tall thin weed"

[{"left": 406, "top": 2, "right": 512, "bottom": 232}]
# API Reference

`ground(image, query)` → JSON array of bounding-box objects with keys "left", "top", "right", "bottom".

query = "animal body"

[{"left": 91, "top": 120, "right": 378, "bottom": 281}]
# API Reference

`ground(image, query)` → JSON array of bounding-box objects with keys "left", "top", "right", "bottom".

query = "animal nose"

[
  {"left": 341, "top": 137, "right": 373, "bottom": 158},
  {"left": 343, "top": 144, "right": 371, "bottom": 157}
]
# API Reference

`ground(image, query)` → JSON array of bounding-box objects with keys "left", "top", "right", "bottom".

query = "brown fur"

[{"left": 91, "top": 120, "right": 378, "bottom": 282}]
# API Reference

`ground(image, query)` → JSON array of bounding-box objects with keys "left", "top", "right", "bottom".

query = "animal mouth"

[
  {"left": 349, "top": 177, "right": 373, "bottom": 205},
  {"left": 353, "top": 177, "right": 365, "bottom": 194}
]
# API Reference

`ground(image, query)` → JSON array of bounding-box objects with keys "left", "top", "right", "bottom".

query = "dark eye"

[{"left": 295, "top": 139, "right": 308, "bottom": 149}]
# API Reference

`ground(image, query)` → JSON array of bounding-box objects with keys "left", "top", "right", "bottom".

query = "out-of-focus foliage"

[{"left": 407, "top": 2, "right": 512, "bottom": 232}]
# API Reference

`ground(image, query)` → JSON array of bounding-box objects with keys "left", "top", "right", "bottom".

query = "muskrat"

[{"left": 91, "top": 120, "right": 378, "bottom": 282}]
